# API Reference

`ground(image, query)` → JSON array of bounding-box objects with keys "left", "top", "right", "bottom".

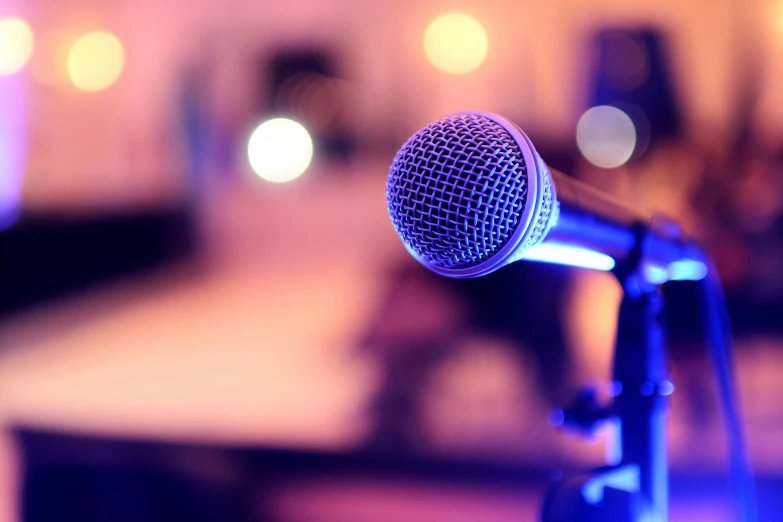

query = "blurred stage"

[{"left": 2, "top": 0, "right": 783, "bottom": 520}]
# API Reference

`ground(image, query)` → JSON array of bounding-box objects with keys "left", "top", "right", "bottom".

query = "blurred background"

[{"left": 0, "top": 0, "right": 782, "bottom": 520}]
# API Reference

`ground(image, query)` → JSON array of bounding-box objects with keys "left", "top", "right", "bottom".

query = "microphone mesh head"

[{"left": 386, "top": 113, "right": 529, "bottom": 271}]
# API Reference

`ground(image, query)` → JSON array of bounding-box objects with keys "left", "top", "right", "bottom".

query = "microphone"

[
  {"left": 386, "top": 111, "right": 706, "bottom": 282},
  {"left": 385, "top": 111, "right": 758, "bottom": 522}
]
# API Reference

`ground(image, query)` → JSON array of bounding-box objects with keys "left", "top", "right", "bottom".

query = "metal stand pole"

[
  {"left": 542, "top": 237, "right": 671, "bottom": 522},
  {"left": 613, "top": 287, "right": 670, "bottom": 522}
]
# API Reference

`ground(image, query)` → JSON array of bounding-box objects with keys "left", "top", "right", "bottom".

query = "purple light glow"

[{"left": 0, "top": 60, "right": 27, "bottom": 228}]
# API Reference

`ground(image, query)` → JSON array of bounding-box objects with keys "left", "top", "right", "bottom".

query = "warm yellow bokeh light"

[
  {"left": 67, "top": 31, "right": 124, "bottom": 92},
  {"left": 424, "top": 13, "right": 488, "bottom": 75},
  {"left": 0, "top": 18, "right": 34, "bottom": 75}
]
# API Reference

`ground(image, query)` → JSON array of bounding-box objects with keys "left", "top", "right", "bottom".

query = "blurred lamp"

[
  {"left": 576, "top": 105, "right": 636, "bottom": 169},
  {"left": 67, "top": 31, "right": 124, "bottom": 92},
  {"left": 0, "top": 18, "right": 34, "bottom": 75},
  {"left": 424, "top": 13, "right": 488, "bottom": 75},
  {"left": 247, "top": 118, "right": 313, "bottom": 183}
]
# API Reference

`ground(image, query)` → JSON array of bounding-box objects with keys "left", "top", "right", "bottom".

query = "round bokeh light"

[
  {"left": 424, "top": 13, "right": 488, "bottom": 75},
  {"left": 0, "top": 18, "right": 34, "bottom": 75},
  {"left": 67, "top": 31, "right": 124, "bottom": 92},
  {"left": 576, "top": 105, "right": 637, "bottom": 169},
  {"left": 247, "top": 118, "right": 314, "bottom": 183}
]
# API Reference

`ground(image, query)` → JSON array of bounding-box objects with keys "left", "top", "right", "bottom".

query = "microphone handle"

[{"left": 543, "top": 169, "right": 703, "bottom": 269}]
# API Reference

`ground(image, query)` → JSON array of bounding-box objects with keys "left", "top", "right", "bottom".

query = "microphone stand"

[{"left": 542, "top": 225, "right": 671, "bottom": 522}]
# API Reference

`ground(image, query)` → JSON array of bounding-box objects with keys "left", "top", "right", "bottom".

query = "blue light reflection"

[{"left": 525, "top": 243, "right": 616, "bottom": 271}]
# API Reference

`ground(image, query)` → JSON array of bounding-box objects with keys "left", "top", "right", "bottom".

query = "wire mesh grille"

[{"left": 387, "top": 113, "right": 528, "bottom": 270}]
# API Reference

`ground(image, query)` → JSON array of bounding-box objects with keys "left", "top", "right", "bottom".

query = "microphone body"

[
  {"left": 544, "top": 169, "right": 704, "bottom": 277},
  {"left": 386, "top": 112, "right": 704, "bottom": 281}
]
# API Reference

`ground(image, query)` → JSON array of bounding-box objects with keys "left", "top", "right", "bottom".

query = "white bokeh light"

[
  {"left": 0, "top": 18, "right": 34, "bottom": 75},
  {"left": 247, "top": 118, "right": 314, "bottom": 183},
  {"left": 576, "top": 106, "right": 637, "bottom": 169}
]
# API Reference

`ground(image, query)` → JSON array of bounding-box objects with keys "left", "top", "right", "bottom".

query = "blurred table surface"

[{"left": 0, "top": 165, "right": 400, "bottom": 449}]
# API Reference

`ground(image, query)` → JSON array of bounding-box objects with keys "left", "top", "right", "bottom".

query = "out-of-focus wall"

[
  {"left": 16, "top": 0, "right": 780, "bottom": 212},
  {"left": 756, "top": 0, "right": 783, "bottom": 139}
]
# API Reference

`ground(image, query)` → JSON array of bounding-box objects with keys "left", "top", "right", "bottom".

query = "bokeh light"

[
  {"left": 576, "top": 105, "right": 637, "bottom": 169},
  {"left": 67, "top": 31, "right": 124, "bottom": 92},
  {"left": 0, "top": 18, "right": 34, "bottom": 75},
  {"left": 247, "top": 118, "right": 314, "bottom": 183},
  {"left": 424, "top": 13, "right": 488, "bottom": 75}
]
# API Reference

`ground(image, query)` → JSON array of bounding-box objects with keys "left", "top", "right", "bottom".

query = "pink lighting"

[{"left": 0, "top": 14, "right": 29, "bottom": 227}]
